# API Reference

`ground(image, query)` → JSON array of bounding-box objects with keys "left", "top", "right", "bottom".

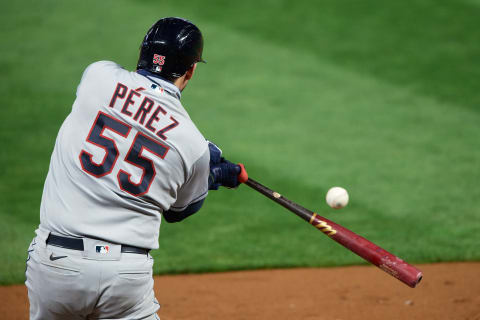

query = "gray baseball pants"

[{"left": 25, "top": 228, "right": 160, "bottom": 319}]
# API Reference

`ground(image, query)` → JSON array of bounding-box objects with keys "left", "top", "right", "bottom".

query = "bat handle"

[{"left": 237, "top": 163, "right": 249, "bottom": 184}]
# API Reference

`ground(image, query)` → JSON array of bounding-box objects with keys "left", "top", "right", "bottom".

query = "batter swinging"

[{"left": 25, "top": 17, "right": 244, "bottom": 319}]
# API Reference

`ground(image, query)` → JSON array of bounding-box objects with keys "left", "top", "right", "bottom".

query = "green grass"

[{"left": 1, "top": 0, "right": 479, "bottom": 284}]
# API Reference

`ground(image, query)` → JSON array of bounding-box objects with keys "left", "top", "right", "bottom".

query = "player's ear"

[{"left": 185, "top": 63, "right": 197, "bottom": 81}]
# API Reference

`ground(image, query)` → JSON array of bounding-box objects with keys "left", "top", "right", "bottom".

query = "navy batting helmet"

[{"left": 137, "top": 17, "right": 205, "bottom": 81}]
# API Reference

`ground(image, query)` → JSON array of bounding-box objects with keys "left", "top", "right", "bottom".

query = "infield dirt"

[{"left": 1, "top": 262, "right": 478, "bottom": 320}]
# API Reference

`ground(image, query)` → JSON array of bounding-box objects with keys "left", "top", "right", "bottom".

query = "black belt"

[{"left": 46, "top": 234, "right": 149, "bottom": 255}]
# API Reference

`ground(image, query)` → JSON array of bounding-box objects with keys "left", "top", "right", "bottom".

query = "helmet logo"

[{"left": 153, "top": 54, "right": 166, "bottom": 72}]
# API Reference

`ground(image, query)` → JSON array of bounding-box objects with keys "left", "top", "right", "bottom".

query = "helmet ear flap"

[{"left": 137, "top": 17, "right": 205, "bottom": 82}]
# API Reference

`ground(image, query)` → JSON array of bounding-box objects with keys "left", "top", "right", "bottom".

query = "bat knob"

[{"left": 237, "top": 163, "right": 248, "bottom": 183}]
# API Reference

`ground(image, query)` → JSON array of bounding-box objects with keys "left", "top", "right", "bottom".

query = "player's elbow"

[
  {"left": 162, "top": 199, "right": 205, "bottom": 223},
  {"left": 162, "top": 211, "right": 187, "bottom": 223}
]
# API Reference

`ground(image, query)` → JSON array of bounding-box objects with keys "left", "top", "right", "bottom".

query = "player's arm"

[
  {"left": 162, "top": 150, "right": 209, "bottom": 223},
  {"left": 162, "top": 141, "right": 245, "bottom": 223},
  {"left": 163, "top": 198, "right": 205, "bottom": 222},
  {"left": 206, "top": 141, "right": 242, "bottom": 190}
]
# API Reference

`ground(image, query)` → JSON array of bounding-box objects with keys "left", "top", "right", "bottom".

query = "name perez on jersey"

[{"left": 108, "top": 82, "right": 179, "bottom": 140}]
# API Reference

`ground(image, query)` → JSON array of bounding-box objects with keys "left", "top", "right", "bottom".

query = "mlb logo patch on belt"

[{"left": 96, "top": 245, "right": 110, "bottom": 254}]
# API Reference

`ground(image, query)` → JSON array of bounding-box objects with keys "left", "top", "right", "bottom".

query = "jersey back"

[{"left": 39, "top": 61, "right": 209, "bottom": 249}]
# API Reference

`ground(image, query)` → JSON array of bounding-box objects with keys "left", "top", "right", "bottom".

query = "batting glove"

[
  {"left": 208, "top": 159, "right": 241, "bottom": 190},
  {"left": 207, "top": 140, "right": 242, "bottom": 190}
]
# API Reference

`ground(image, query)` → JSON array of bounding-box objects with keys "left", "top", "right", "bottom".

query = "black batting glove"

[
  {"left": 208, "top": 160, "right": 241, "bottom": 190},
  {"left": 207, "top": 140, "right": 241, "bottom": 190}
]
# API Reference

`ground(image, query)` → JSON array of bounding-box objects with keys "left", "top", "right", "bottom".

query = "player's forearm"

[{"left": 162, "top": 198, "right": 205, "bottom": 223}]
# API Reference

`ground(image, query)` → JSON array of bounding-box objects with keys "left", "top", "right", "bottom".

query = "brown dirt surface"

[{"left": 1, "top": 262, "right": 479, "bottom": 320}]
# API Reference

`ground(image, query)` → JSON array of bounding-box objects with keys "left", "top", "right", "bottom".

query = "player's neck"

[
  {"left": 174, "top": 75, "right": 189, "bottom": 92},
  {"left": 174, "top": 64, "right": 196, "bottom": 92}
]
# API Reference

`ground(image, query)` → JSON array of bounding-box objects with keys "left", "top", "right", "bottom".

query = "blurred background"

[{"left": 1, "top": 0, "right": 479, "bottom": 285}]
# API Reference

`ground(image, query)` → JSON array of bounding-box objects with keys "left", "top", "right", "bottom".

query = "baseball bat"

[{"left": 236, "top": 165, "right": 422, "bottom": 288}]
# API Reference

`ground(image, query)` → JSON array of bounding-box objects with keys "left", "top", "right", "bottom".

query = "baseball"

[{"left": 326, "top": 187, "right": 349, "bottom": 209}]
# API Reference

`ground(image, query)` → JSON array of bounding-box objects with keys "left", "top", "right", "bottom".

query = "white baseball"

[{"left": 326, "top": 187, "right": 349, "bottom": 209}]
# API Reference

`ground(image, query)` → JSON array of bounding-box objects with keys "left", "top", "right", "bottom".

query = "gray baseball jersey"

[{"left": 39, "top": 61, "right": 209, "bottom": 249}]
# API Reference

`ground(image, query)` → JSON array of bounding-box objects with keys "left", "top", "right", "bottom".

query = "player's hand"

[
  {"left": 207, "top": 141, "right": 245, "bottom": 190},
  {"left": 208, "top": 159, "right": 241, "bottom": 190}
]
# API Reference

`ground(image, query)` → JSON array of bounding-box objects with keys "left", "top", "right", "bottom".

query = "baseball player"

[{"left": 25, "top": 17, "right": 245, "bottom": 319}]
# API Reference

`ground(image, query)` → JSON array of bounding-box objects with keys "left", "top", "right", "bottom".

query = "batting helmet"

[{"left": 137, "top": 17, "right": 205, "bottom": 81}]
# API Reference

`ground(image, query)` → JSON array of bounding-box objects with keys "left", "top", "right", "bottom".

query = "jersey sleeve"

[{"left": 168, "top": 148, "right": 209, "bottom": 212}]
